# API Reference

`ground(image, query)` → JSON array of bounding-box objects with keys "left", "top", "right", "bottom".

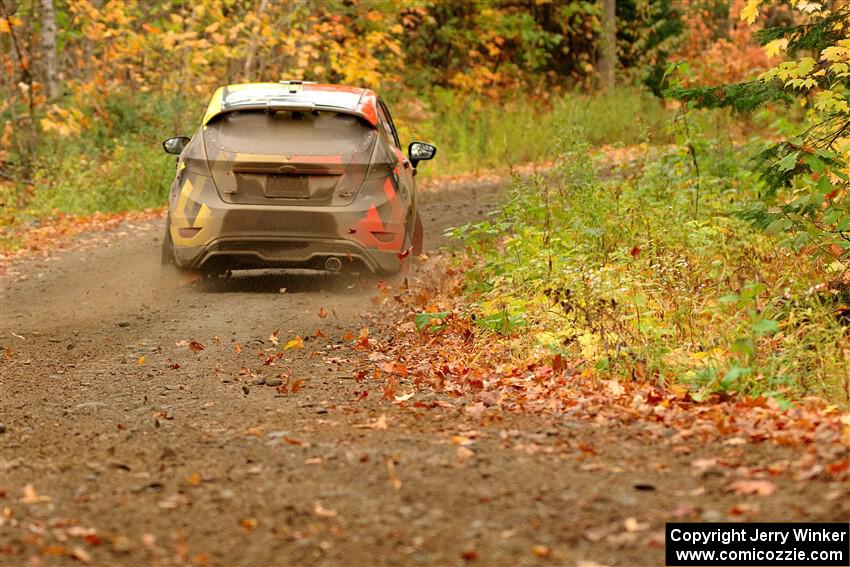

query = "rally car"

[{"left": 160, "top": 81, "right": 436, "bottom": 274}]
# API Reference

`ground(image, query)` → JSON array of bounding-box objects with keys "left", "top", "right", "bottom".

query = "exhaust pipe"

[{"left": 324, "top": 256, "right": 342, "bottom": 272}]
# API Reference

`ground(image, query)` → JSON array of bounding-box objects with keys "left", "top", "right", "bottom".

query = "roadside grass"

[
  {"left": 447, "top": 130, "right": 850, "bottom": 405},
  {"left": 396, "top": 88, "right": 677, "bottom": 176}
]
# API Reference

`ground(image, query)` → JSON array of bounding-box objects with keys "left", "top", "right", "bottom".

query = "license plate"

[{"left": 265, "top": 175, "right": 309, "bottom": 198}]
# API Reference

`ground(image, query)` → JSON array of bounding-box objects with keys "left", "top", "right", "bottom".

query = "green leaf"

[
  {"left": 414, "top": 312, "right": 450, "bottom": 331},
  {"left": 776, "top": 151, "right": 799, "bottom": 172},
  {"left": 732, "top": 337, "right": 756, "bottom": 358},
  {"left": 752, "top": 318, "right": 779, "bottom": 334},
  {"left": 721, "top": 365, "right": 752, "bottom": 390}
]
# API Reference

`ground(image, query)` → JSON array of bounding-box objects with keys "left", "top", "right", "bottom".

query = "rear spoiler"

[
  {"left": 202, "top": 86, "right": 379, "bottom": 128},
  {"left": 204, "top": 103, "right": 378, "bottom": 129}
]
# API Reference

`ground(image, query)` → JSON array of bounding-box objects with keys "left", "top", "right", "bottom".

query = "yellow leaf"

[
  {"left": 764, "top": 38, "right": 788, "bottom": 57},
  {"left": 740, "top": 0, "right": 762, "bottom": 24},
  {"left": 821, "top": 46, "right": 850, "bottom": 62},
  {"left": 284, "top": 336, "right": 303, "bottom": 350}
]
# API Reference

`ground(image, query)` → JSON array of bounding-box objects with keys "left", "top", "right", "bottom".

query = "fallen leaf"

[
  {"left": 21, "top": 483, "right": 46, "bottom": 503},
  {"left": 83, "top": 533, "right": 103, "bottom": 546},
  {"left": 318, "top": 307, "right": 328, "bottom": 318},
  {"left": 728, "top": 479, "right": 776, "bottom": 496},
  {"left": 604, "top": 379, "right": 625, "bottom": 397},
  {"left": 70, "top": 546, "right": 92, "bottom": 564},
  {"left": 269, "top": 329, "right": 280, "bottom": 346},
  {"left": 313, "top": 501, "right": 337, "bottom": 517},
  {"left": 137, "top": 356, "right": 145, "bottom": 366},
  {"left": 386, "top": 459, "right": 401, "bottom": 490},
  {"left": 456, "top": 446, "right": 475, "bottom": 463},
  {"left": 531, "top": 545, "right": 551, "bottom": 558},
  {"left": 624, "top": 517, "right": 648, "bottom": 532},
  {"left": 188, "top": 341, "right": 205, "bottom": 353},
  {"left": 284, "top": 336, "right": 304, "bottom": 350}
]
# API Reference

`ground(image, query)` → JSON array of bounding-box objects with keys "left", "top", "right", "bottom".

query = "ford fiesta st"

[{"left": 160, "top": 81, "right": 436, "bottom": 275}]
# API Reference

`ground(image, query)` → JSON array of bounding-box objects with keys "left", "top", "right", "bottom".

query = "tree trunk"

[
  {"left": 242, "top": 0, "right": 269, "bottom": 81},
  {"left": 40, "top": 0, "right": 59, "bottom": 100},
  {"left": 598, "top": 0, "right": 616, "bottom": 92}
]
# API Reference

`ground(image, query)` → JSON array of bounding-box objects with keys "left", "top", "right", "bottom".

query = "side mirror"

[
  {"left": 162, "top": 136, "right": 190, "bottom": 155},
  {"left": 408, "top": 141, "right": 437, "bottom": 168}
]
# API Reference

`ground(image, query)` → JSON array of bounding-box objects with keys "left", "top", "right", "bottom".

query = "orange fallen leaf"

[
  {"left": 728, "top": 479, "right": 776, "bottom": 496},
  {"left": 22, "top": 483, "right": 46, "bottom": 503},
  {"left": 355, "top": 414, "right": 388, "bottom": 430},
  {"left": 188, "top": 341, "right": 205, "bottom": 353},
  {"left": 83, "top": 534, "right": 103, "bottom": 546},
  {"left": 531, "top": 545, "right": 551, "bottom": 558},
  {"left": 313, "top": 501, "right": 337, "bottom": 517},
  {"left": 318, "top": 307, "right": 328, "bottom": 318}
]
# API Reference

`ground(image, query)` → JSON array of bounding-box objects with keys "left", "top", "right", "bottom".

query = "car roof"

[{"left": 202, "top": 82, "right": 379, "bottom": 127}]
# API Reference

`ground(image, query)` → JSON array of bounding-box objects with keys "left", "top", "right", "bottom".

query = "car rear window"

[{"left": 206, "top": 110, "right": 376, "bottom": 156}]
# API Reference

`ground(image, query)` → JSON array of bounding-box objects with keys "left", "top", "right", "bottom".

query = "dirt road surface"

[{"left": 1, "top": 179, "right": 847, "bottom": 567}]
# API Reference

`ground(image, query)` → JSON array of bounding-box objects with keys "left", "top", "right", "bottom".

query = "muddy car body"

[{"left": 161, "top": 81, "right": 436, "bottom": 274}]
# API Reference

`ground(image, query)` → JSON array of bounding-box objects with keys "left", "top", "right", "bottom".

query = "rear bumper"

[
  {"left": 167, "top": 171, "right": 409, "bottom": 274},
  {"left": 174, "top": 235, "right": 401, "bottom": 273}
]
